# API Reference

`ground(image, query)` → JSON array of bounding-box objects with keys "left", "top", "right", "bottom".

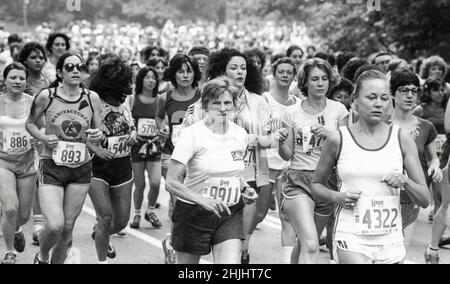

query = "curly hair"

[
  {"left": 297, "top": 58, "right": 337, "bottom": 97},
  {"left": 244, "top": 48, "right": 267, "bottom": 70},
  {"left": 342, "top": 58, "right": 369, "bottom": 83},
  {"left": 420, "top": 78, "right": 448, "bottom": 107},
  {"left": 17, "top": 42, "right": 47, "bottom": 68},
  {"left": 45, "top": 33, "right": 71, "bottom": 55},
  {"left": 135, "top": 67, "right": 159, "bottom": 97},
  {"left": 89, "top": 57, "right": 132, "bottom": 103},
  {"left": 420, "top": 56, "right": 447, "bottom": 80},
  {"left": 328, "top": 78, "right": 354, "bottom": 99},
  {"left": 163, "top": 54, "right": 201, "bottom": 89},
  {"left": 207, "top": 48, "right": 262, "bottom": 95},
  {"left": 146, "top": 56, "right": 168, "bottom": 69}
]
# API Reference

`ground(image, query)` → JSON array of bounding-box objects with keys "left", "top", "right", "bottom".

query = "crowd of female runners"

[{"left": 1, "top": 29, "right": 450, "bottom": 265}]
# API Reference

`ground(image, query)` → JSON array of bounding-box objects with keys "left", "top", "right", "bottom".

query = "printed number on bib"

[
  {"left": 354, "top": 196, "right": 400, "bottom": 236},
  {"left": 243, "top": 146, "right": 256, "bottom": 168},
  {"left": 108, "top": 135, "right": 130, "bottom": 158},
  {"left": 171, "top": 125, "right": 182, "bottom": 146},
  {"left": 137, "top": 118, "right": 157, "bottom": 137},
  {"left": 295, "top": 127, "right": 324, "bottom": 153},
  {"left": 52, "top": 142, "right": 86, "bottom": 167},
  {"left": 436, "top": 134, "right": 446, "bottom": 155},
  {"left": 2, "top": 128, "right": 31, "bottom": 154},
  {"left": 202, "top": 178, "right": 241, "bottom": 207}
]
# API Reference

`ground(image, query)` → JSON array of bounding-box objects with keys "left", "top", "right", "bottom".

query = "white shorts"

[{"left": 334, "top": 233, "right": 406, "bottom": 264}]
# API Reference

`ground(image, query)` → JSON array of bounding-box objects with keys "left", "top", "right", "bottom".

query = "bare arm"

[
  {"left": 424, "top": 138, "right": 443, "bottom": 183},
  {"left": 445, "top": 100, "right": 450, "bottom": 134},
  {"left": 399, "top": 130, "right": 430, "bottom": 208},
  {"left": 155, "top": 93, "right": 167, "bottom": 131},
  {"left": 278, "top": 122, "right": 294, "bottom": 161}
]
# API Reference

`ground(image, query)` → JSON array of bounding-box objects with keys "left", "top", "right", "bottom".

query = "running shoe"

[
  {"left": 424, "top": 247, "right": 439, "bottom": 264},
  {"left": 155, "top": 202, "right": 161, "bottom": 209},
  {"left": 116, "top": 230, "right": 126, "bottom": 237},
  {"left": 438, "top": 236, "right": 450, "bottom": 248},
  {"left": 130, "top": 215, "right": 141, "bottom": 229},
  {"left": 162, "top": 237, "right": 177, "bottom": 264},
  {"left": 1, "top": 251, "right": 17, "bottom": 264},
  {"left": 14, "top": 232, "right": 26, "bottom": 253},
  {"left": 241, "top": 251, "right": 250, "bottom": 265},
  {"left": 107, "top": 243, "right": 117, "bottom": 259},
  {"left": 145, "top": 212, "right": 162, "bottom": 228},
  {"left": 33, "top": 253, "right": 49, "bottom": 264}
]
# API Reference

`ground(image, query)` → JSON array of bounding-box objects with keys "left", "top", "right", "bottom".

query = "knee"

[
  {"left": 301, "top": 238, "right": 319, "bottom": 254},
  {"left": 150, "top": 182, "right": 160, "bottom": 191},
  {"left": 97, "top": 213, "right": 113, "bottom": 228},
  {"left": 2, "top": 203, "right": 19, "bottom": 219},
  {"left": 17, "top": 210, "right": 31, "bottom": 224},
  {"left": 134, "top": 182, "right": 146, "bottom": 191},
  {"left": 115, "top": 217, "right": 129, "bottom": 231},
  {"left": 47, "top": 221, "right": 64, "bottom": 235}
]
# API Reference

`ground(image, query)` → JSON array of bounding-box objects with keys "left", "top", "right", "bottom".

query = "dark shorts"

[
  {"left": 172, "top": 199, "right": 245, "bottom": 256},
  {"left": 279, "top": 169, "right": 338, "bottom": 216},
  {"left": 130, "top": 142, "right": 161, "bottom": 163},
  {"left": 92, "top": 156, "right": 133, "bottom": 187},
  {"left": 39, "top": 159, "right": 92, "bottom": 187},
  {"left": 439, "top": 140, "right": 450, "bottom": 169},
  {"left": 401, "top": 202, "right": 420, "bottom": 229}
]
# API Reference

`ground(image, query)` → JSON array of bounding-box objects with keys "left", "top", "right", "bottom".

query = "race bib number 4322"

[
  {"left": 354, "top": 196, "right": 400, "bottom": 236},
  {"left": 108, "top": 135, "right": 131, "bottom": 158},
  {"left": 202, "top": 178, "right": 241, "bottom": 207},
  {"left": 52, "top": 141, "right": 86, "bottom": 167},
  {"left": 2, "top": 128, "right": 31, "bottom": 154}
]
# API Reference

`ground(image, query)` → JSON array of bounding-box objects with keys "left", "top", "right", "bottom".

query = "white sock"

[
  {"left": 98, "top": 260, "right": 108, "bottom": 264},
  {"left": 146, "top": 206, "right": 155, "bottom": 214},
  {"left": 282, "top": 247, "right": 294, "bottom": 264}
]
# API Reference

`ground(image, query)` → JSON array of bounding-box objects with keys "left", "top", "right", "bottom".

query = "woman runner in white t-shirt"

[{"left": 166, "top": 77, "right": 258, "bottom": 264}]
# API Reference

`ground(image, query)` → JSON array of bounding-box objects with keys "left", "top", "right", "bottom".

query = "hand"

[
  {"left": 157, "top": 127, "right": 170, "bottom": 140},
  {"left": 311, "top": 125, "right": 330, "bottom": 138},
  {"left": 30, "top": 138, "right": 40, "bottom": 148},
  {"left": 126, "top": 131, "right": 138, "bottom": 146},
  {"left": 382, "top": 172, "right": 407, "bottom": 188},
  {"left": 428, "top": 166, "right": 443, "bottom": 183},
  {"left": 242, "top": 187, "right": 258, "bottom": 205},
  {"left": 337, "top": 190, "right": 362, "bottom": 209},
  {"left": 247, "top": 134, "right": 258, "bottom": 147},
  {"left": 43, "top": 134, "right": 59, "bottom": 149},
  {"left": 93, "top": 147, "right": 115, "bottom": 161},
  {"left": 278, "top": 128, "right": 288, "bottom": 142},
  {"left": 136, "top": 135, "right": 148, "bottom": 143},
  {"left": 199, "top": 197, "right": 231, "bottom": 218},
  {"left": 86, "top": 128, "right": 103, "bottom": 145}
]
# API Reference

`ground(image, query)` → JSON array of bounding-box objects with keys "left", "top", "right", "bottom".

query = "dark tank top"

[{"left": 163, "top": 89, "right": 200, "bottom": 155}]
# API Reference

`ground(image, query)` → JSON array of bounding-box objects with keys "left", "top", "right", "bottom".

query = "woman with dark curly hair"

[
  {"left": 88, "top": 57, "right": 138, "bottom": 264},
  {"left": 245, "top": 48, "right": 270, "bottom": 93},
  {"left": 42, "top": 33, "right": 71, "bottom": 82},
  {"left": 155, "top": 54, "right": 201, "bottom": 264},
  {"left": 128, "top": 67, "right": 163, "bottom": 230}
]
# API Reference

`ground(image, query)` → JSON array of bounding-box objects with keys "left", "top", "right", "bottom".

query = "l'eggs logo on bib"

[
  {"left": 52, "top": 141, "right": 86, "bottom": 167},
  {"left": 353, "top": 196, "right": 400, "bottom": 236},
  {"left": 2, "top": 128, "right": 31, "bottom": 154},
  {"left": 202, "top": 178, "right": 241, "bottom": 207}
]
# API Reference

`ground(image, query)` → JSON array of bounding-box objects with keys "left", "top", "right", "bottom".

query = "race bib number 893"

[{"left": 52, "top": 141, "right": 86, "bottom": 167}]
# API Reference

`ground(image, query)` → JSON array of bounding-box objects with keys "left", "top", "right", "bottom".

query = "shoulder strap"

[
  {"left": 42, "top": 88, "right": 56, "bottom": 113},
  {"left": 83, "top": 88, "right": 94, "bottom": 114}
]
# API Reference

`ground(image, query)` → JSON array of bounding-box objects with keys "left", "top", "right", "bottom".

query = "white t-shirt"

[
  {"left": 262, "top": 92, "right": 299, "bottom": 170},
  {"left": 171, "top": 120, "right": 248, "bottom": 199},
  {"left": 283, "top": 99, "right": 348, "bottom": 171}
]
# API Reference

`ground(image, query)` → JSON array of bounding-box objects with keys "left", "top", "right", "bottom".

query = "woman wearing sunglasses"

[{"left": 26, "top": 53, "right": 103, "bottom": 264}]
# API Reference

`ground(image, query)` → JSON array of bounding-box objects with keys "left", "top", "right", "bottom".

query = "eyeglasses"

[
  {"left": 397, "top": 87, "right": 419, "bottom": 96},
  {"left": 63, "top": 63, "right": 85, "bottom": 72}
]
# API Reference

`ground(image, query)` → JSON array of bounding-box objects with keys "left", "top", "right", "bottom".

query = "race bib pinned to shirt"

[
  {"left": 353, "top": 196, "right": 401, "bottom": 236},
  {"left": 137, "top": 118, "right": 157, "bottom": 137},
  {"left": 171, "top": 125, "right": 182, "bottom": 146},
  {"left": 52, "top": 141, "right": 86, "bottom": 167},
  {"left": 295, "top": 127, "right": 324, "bottom": 154},
  {"left": 107, "top": 135, "right": 131, "bottom": 158},
  {"left": 202, "top": 177, "right": 241, "bottom": 207},
  {"left": 2, "top": 128, "right": 31, "bottom": 154}
]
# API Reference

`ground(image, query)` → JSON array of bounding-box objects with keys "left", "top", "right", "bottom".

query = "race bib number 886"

[{"left": 2, "top": 128, "right": 31, "bottom": 154}]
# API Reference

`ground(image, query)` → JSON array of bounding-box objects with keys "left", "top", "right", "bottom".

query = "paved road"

[{"left": 1, "top": 179, "right": 449, "bottom": 264}]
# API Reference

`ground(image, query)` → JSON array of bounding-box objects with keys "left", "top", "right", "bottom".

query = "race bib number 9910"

[
  {"left": 202, "top": 178, "right": 241, "bottom": 207},
  {"left": 137, "top": 118, "right": 157, "bottom": 137},
  {"left": 108, "top": 135, "right": 131, "bottom": 158},
  {"left": 2, "top": 128, "right": 31, "bottom": 154},
  {"left": 354, "top": 196, "right": 400, "bottom": 236},
  {"left": 52, "top": 141, "right": 86, "bottom": 167}
]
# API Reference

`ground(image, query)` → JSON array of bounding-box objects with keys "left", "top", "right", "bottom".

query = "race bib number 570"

[
  {"left": 52, "top": 141, "right": 86, "bottom": 167},
  {"left": 354, "top": 196, "right": 400, "bottom": 236},
  {"left": 137, "top": 118, "right": 157, "bottom": 137},
  {"left": 202, "top": 178, "right": 241, "bottom": 207}
]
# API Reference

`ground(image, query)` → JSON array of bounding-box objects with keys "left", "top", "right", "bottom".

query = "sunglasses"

[{"left": 63, "top": 63, "right": 86, "bottom": 72}]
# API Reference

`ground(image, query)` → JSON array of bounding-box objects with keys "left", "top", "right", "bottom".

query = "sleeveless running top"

[
  {"left": 162, "top": 89, "right": 201, "bottom": 155},
  {"left": 132, "top": 94, "right": 158, "bottom": 138},
  {"left": 335, "top": 125, "right": 404, "bottom": 245},
  {"left": 41, "top": 87, "right": 93, "bottom": 166},
  {"left": 0, "top": 94, "right": 34, "bottom": 160}
]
